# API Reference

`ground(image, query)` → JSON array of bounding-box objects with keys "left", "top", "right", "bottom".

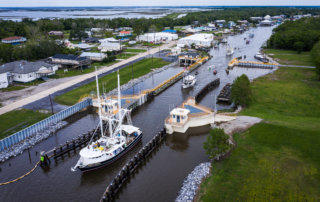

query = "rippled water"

[{"left": 0, "top": 26, "right": 275, "bottom": 202}]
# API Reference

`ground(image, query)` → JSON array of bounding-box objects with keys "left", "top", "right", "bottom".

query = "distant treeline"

[
  {"left": 266, "top": 16, "right": 320, "bottom": 79},
  {"left": 267, "top": 17, "right": 320, "bottom": 51}
]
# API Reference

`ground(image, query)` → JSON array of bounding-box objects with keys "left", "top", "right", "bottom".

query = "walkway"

[
  {"left": 279, "top": 64, "right": 316, "bottom": 69},
  {"left": 0, "top": 41, "right": 177, "bottom": 115}
]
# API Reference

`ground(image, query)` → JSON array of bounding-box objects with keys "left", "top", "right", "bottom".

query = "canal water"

[{"left": 0, "top": 26, "right": 275, "bottom": 202}]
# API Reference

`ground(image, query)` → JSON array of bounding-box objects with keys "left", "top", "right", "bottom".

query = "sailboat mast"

[
  {"left": 117, "top": 70, "right": 122, "bottom": 137},
  {"left": 95, "top": 67, "right": 104, "bottom": 137}
]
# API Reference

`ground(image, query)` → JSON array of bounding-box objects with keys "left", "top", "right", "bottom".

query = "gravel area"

[
  {"left": 0, "top": 121, "right": 67, "bottom": 162},
  {"left": 176, "top": 162, "right": 211, "bottom": 202}
]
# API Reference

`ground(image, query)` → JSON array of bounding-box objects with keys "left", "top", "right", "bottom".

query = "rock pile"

[
  {"left": 176, "top": 162, "right": 211, "bottom": 202},
  {"left": 0, "top": 121, "right": 67, "bottom": 162}
]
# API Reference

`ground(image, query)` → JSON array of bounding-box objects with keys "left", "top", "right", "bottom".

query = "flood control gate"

[{"left": 0, "top": 98, "right": 92, "bottom": 152}]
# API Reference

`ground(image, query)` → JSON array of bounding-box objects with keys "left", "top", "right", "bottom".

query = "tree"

[
  {"left": 203, "top": 128, "right": 231, "bottom": 160},
  {"left": 293, "top": 41, "right": 304, "bottom": 53},
  {"left": 231, "top": 74, "right": 252, "bottom": 106},
  {"left": 311, "top": 41, "right": 320, "bottom": 80}
]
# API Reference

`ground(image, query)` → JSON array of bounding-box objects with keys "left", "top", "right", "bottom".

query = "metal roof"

[{"left": 0, "top": 60, "right": 56, "bottom": 74}]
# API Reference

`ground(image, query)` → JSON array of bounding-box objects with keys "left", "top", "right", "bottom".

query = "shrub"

[
  {"left": 231, "top": 74, "right": 252, "bottom": 106},
  {"left": 203, "top": 128, "right": 231, "bottom": 160}
]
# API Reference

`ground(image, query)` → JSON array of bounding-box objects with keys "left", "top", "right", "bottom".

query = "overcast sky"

[{"left": 1, "top": 0, "right": 319, "bottom": 7}]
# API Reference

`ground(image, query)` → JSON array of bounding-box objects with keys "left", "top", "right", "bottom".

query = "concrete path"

[
  {"left": 0, "top": 41, "right": 177, "bottom": 115},
  {"left": 279, "top": 65, "right": 316, "bottom": 69}
]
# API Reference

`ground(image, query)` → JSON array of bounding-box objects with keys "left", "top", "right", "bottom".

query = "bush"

[
  {"left": 311, "top": 41, "right": 320, "bottom": 80},
  {"left": 231, "top": 74, "right": 252, "bottom": 107},
  {"left": 203, "top": 128, "right": 231, "bottom": 160}
]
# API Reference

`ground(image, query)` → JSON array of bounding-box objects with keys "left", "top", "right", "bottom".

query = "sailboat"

[
  {"left": 72, "top": 70, "right": 142, "bottom": 172},
  {"left": 226, "top": 44, "right": 234, "bottom": 56}
]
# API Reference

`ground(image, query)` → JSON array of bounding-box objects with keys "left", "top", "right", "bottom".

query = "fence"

[{"left": 0, "top": 98, "right": 92, "bottom": 152}]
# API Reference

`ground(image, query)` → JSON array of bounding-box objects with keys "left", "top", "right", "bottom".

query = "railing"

[{"left": 0, "top": 98, "right": 92, "bottom": 152}]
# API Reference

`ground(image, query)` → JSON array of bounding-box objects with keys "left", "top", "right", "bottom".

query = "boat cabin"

[
  {"left": 169, "top": 108, "right": 190, "bottom": 124},
  {"left": 101, "top": 99, "right": 119, "bottom": 116}
]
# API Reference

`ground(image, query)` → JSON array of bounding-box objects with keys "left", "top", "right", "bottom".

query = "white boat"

[
  {"left": 254, "top": 52, "right": 269, "bottom": 63},
  {"left": 72, "top": 70, "right": 142, "bottom": 172},
  {"left": 182, "top": 71, "right": 196, "bottom": 89},
  {"left": 221, "top": 38, "right": 227, "bottom": 43},
  {"left": 226, "top": 44, "right": 234, "bottom": 56}
]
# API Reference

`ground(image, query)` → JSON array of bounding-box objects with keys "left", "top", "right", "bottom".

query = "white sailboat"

[
  {"left": 226, "top": 44, "right": 234, "bottom": 56},
  {"left": 72, "top": 69, "right": 142, "bottom": 172},
  {"left": 182, "top": 71, "right": 196, "bottom": 89}
]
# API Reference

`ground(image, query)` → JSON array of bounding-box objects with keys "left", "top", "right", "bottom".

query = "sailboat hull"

[{"left": 78, "top": 134, "right": 143, "bottom": 172}]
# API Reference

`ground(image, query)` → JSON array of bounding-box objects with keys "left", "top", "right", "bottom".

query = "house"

[
  {"left": 84, "top": 37, "right": 101, "bottom": 43},
  {"left": 260, "top": 20, "right": 273, "bottom": 26},
  {"left": 48, "top": 31, "right": 64, "bottom": 37},
  {"left": 215, "top": 20, "right": 226, "bottom": 27},
  {"left": 1, "top": 36, "right": 27, "bottom": 45},
  {"left": 50, "top": 54, "right": 90, "bottom": 68},
  {"left": 98, "top": 38, "right": 122, "bottom": 52},
  {"left": 80, "top": 52, "right": 107, "bottom": 62},
  {"left": 136, "top": 32, "right": 178, "bottom": 43},
  {"left": 72, "top": 43, "right": 94, "bottom": 51},
  {"left": 250, "top": 17, "right": 263, "bottom": 21},
  {"left": 0, "top": 60, "right": 58, "bottom": 87},
  {"left": 162, "top": 29, "right": 177, "bottom": 34},
  {"left": 116, "top": 31, "right": 132, "bottom": 40},
  {"left": 177, "top": 34, "right": 214, "bottom": 48}
]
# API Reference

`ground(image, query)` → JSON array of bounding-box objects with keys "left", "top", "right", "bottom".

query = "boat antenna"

[
  {"left": 95, "top": 67, "right": 104, "bottom": 137},
  {"left": 117, "top": 70, "right": 122, "bottom": 137}
]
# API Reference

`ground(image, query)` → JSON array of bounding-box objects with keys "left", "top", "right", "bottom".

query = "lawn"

[
  {"left": 0, "top": 80, "right": 45, "bottom": 92},
  {"left": 124, "top": 48, "right": 147, "bottom": 53},
  {"left": 263, "top": 49, "right": 315, "bottom": 66},
  {"left": 51, "top": 61, "right": 118, "bottom": 79},
  {"left": 54, "top": 58, "right": 170, "bottom": 105},
  {"left": 199, "top": 67, "right": 320, "bottom": 201},
  {"left": 0, "top": 109, "right": 50, "bottom": 140},
  {"left": 116, "top": 53, "right": 136, "bottom": 59}
]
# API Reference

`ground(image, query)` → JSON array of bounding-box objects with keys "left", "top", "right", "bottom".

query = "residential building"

[
  {"left": 50, "top": 54, "right": 90, "bottom": 68},
  {"left": 116, "top": 31, "right": 132, "bottom": 40},
  {"left": 98, "top": 38, "right": 122, "bottom": 52},
  {"left": 80, "top": 52, "right": 107, "bottom": 62},
  {"left": 1, "top": 36, "right": 27, "bottom": 45},
  {"left": 48, "top": 31, "right": 64, "bottom": 37},
  {"left": 0, "top": 60, "right": 58, "bottom": 87}
]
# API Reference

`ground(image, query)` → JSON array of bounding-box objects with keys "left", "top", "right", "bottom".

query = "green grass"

[
  {"left": 199, "top": 67, "right": 320, "bottom": 201},
  {"left": 0, "top": 80, "right": 45, "bottom": 92},
  {"left": 0, "top": 109, "right": 50, "bottom": 139},
  {"left": 51, "top": 61, "right": 118, "bottom": 79},
  {"left": 116, "top": 53, "right": 136, "bottom": 59},
  {"left": 124, "top": 48, "right": 147, "bottom": 53},
  {"left": 264, "top": 49, "right": 315, "bottom": 66},
  {"left": 54, "top": 58, "right": 170, "bottom": 105}
]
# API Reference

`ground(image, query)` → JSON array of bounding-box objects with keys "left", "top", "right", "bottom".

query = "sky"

[{"left": 0, "top": 0, "right": 319, "bottom": 7}]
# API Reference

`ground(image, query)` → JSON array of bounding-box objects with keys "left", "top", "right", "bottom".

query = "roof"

[
  {"left": 80, "top": 52, "right": 106, "bottom": 58},
  {"left": 0, "top": 60, "right": 56, "bottom": 74},
  {"left": 162, "top": 29, "right": 176, "bottom": 33},
  {"left": 2, "top": 36, "right": 26, "bottom": 41},
  {"left": 170, "top": 108, "right": 190, "bottom": 116},
  {"left": 119, "top": 31, "right": 131, "bottom": 34},
  {"left": 52, "top": 54, "right": 88, "bottom": 61},
  {"left": 122, "top": 125, "right": 140, "bottom": 134}
]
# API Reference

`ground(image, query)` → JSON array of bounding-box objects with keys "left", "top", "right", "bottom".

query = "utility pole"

[{"left": 49, "top": 94, "right": 54, "bottom": 115}]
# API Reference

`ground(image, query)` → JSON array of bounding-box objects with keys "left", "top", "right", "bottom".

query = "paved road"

[{"left": 0, "top": 41, "right": 176, "bottom": 115}]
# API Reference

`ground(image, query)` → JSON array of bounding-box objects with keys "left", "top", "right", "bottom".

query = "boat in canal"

[
  {"left": 164, "top": 97, "right": 215, "bottom": 134},
  {"left": 254, "top": 52, "right": 269, "bottom": 63},
  {"left": 182, "top": 71, "right": 197, "bottom": 89},
  {"left": 72, "top": 71, "right": 142, "bottom": 172},
  {"left": 226, "top": 44, "right": 234, "bottom": 56}
]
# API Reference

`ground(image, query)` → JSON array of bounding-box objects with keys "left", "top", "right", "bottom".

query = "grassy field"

[
  {"left": 54, "top": 58, "right": 170, "bottom": 105},
  {"left": 0, "top": 109, "right": 50, "bottom": 139},
  {"left": 264, "top": 49, "right": 315, "bottom": 66},
  {"left": 125, "top": 48, "right": 147, "bottom": 53},
  {"left": 199, "top": 67, "right": 320, "bottom": 201}
]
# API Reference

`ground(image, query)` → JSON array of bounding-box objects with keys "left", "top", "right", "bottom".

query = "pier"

[{"left": 228, "top": 58, "right": 278, "bottom": 69}]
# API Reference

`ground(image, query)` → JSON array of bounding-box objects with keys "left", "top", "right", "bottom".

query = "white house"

[
  {"left": 177, "top": 34, "right": 214, "bottom": 48},
  {"left": 98, "top": 38, "right": 122, "bottom": 52},
  {"left": 136, "top": 32, "right": 178, "bottom": 43},
  {"left": 0, "top": 61, "right": 58, "bottom": 86},
  {"left": 80, "top": 52, "right": 107, "bottom": 62}
]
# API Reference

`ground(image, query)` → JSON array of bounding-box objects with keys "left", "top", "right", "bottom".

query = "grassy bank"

[
  {"left": 0, "top": 109, "right": 50, "bottom": 140},
  {"left": 125, "top": 48, "right": 146, "bottom": 53},
  {"left": 199, "top": 67, "right": 320, "bottom": 201},
  {"left": 264, "top": 49, "right": 314, "bottom": 66},
  {"left": 54, "top": 58, "right": 170, "bottom": 106}
]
